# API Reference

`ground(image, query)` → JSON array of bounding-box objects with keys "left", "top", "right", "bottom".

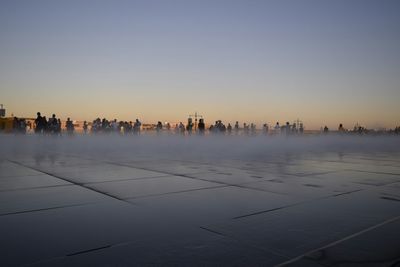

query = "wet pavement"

[{"left": 0, "top": 135, "right": 400, "bottom": 266}]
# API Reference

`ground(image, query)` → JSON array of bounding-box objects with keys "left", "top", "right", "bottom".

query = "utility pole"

[
  {"left": 293, "top": 118, "right": 302, "bottom": 128},
  {"left": 189, "top": 112, "right": 203, "bottom": 131}
]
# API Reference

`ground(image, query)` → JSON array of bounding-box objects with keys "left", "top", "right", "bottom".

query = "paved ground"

[{"left": 1, "top": 135, "right": 400, "bottom": 266}]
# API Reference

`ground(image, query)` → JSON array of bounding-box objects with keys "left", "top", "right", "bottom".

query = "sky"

[{"left": 1, "top": 0, "right": 399, "bottom": 129}]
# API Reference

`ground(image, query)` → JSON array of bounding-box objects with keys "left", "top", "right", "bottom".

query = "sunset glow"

[{"left": 1, "top": 0, "right": 399, "bottom": 129}]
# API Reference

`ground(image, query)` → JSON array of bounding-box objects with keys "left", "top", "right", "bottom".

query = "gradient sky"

[{"left": 1, "top": 0, "right": 399, "bottom": 129}]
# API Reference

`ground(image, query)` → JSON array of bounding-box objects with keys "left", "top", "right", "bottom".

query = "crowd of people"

[
  {"left": 6, "top": 112, "right": 400, "bottom": 136},
  {"left": 33, "top": 112, "right": 69, "bottom": 135},
  {"left": 89, "top": 118, "right": 142, "bottom": 135},
  {"left": 12, "top": 117, "right": 30, "bottom": 134}
]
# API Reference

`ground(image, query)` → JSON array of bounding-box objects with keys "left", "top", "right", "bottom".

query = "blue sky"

[{"left": 1, "top": 0, "right": 399, "bottom": 129}]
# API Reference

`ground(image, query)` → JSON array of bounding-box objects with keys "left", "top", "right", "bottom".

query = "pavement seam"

[
  {"left": 6, "top": 159, "right": 131, "bottom": 204},
  {"left": 0, "top": 202, "right": 93, "bottom": 216},
  {"left": 123, "top": 184, "right": 230, "bottom": 200},
  {"left": 273, "top": 214, "right": 400, "bottom": 267},
  {"left": 0, "top": 183, "right": 74, "bottom": 193},
  {"left": 66, "top": 245, "right": 112, "bottom": 256}
]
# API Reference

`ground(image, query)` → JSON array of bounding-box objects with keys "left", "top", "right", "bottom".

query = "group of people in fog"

[
  {"left": 6, "top": 112, "right": 400, "bottom": 136},
  {"left": 33, "top": 112, "right": 74, "bottom": 135},
  {"left": 29, "top": 112, "right": 305, "bottom": 136},
  {"left": 12, "top": 117, "right": 30, "bottom": 134},
  {"left": 89, "top": 118, "right": 142, "bottom": 135}
]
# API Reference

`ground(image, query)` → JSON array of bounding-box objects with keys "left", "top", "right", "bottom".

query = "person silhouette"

[
  {"left": 49, "top": 114, "right": 58, "bottom": 134},
  {"left": 178, "top": 122, "right": 185, "bottom": 135},
  {"left": 65, "top": 118, "right": 75, "bottom": 135},
  {"left": 285, "top": 122, "right": 290, "bottom": 135},
  {"left": 198, "top": 118, "right": 205, "bottom": 135},
  {"left": 234, "top": 121, "right": 239, "bottom": 135},
  {"left": 83, "top": 121, "right": 88, "bottom": 134},
  {"left": 227, "top": 123, "right": 232, "bottom": 134},
  {"left": 156, "top": 121, "right": 163, "bottom": 135},
  {"left": 274, "top": 122, "right": 280, "bottom": 134},
  {"left": 186, "top": 118, "right": 193, "bottom": 135},
  {"left": 299, "top": 123, "right": 304, "bottom": 134},
  {"left": 263, "top": 123, "right": 269, "bottom": 135},
  {"left": 35, "top": 112, "right": 43, "bottom": 134},
  {"left": 338, "top": 124, "right": 345, "bottom": 133},
  {"left": 133, "top": 119, "right": 141, "bottom": 135}
]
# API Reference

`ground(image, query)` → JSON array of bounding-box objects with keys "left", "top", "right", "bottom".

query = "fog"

[
  {"left": 1, "top": 134, "right": 399, "bottom": 164},
  {"left": 1, "top": 133, "right": 400, "bottom": 266}
]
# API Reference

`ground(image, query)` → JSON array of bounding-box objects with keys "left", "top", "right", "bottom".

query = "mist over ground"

[
  {"left": 1, "top": 134, "right": 400, "bottom": 266},
  {"left": 1, "top": 135, "right": 399, "bottom": 164}
]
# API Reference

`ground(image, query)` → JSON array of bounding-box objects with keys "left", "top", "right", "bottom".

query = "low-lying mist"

[{"left": 1, "top": 134, "right": 399, "bottom": 164}]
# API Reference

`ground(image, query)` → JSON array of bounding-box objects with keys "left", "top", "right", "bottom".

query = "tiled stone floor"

[{"left": 0, "top": 135, "right": 399, "bottom": 266}]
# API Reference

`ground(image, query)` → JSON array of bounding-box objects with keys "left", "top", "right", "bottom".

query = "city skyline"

[{"left": 1, "top": 0, "right": 400, "bottom": 129}]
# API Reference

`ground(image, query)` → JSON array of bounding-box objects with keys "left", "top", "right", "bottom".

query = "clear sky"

[{"left": 1, "top": 0, "right": 399, "bottom": 129}]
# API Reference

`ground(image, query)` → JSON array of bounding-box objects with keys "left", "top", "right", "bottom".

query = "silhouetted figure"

[
  {"left": 178, "top": 122, "right": 185, "bottom": 135},
  {"left": 198, "top": 118, "right": 205, "bottom": 135},
  {"left": 66, "top": 118, "right": 74, "bottom": 135},
  {"left": 133, "top": 119, "right": 141, "bottom": 135},
  {"left": 323, "top": 126, "right": 329, "bottom": 134},
  {"left": 117, "top": 121, "right": 122, "bottom": 133},
  {"left": 102, "top": 118, "right": 108, "bottom": 132},
  {"left": 156, "top": 121, "right": 163, "bottom": 135},
  {"left": 292, "top": 123, "right": 297, "bottom": 134},
  {"left": 234, "top": 121, "right": 239, "bottom": 135},
  {"left": 263, "top": 123, "right": 269, "bottom": 135},
  {"left": 13, "top": 117, "right": 19, "bottom": 133},
  {"left": 209, "top": 121, "right": 217, "bottom": 134},
  {"left": 13, "top": 117, "right": 27, "bottom": 134},
  {"left": 83, "top": 121, "right": 88, "bottom": 134},
  {"left": 111, "top": 119, "right": 118, "bottom": 133},
  {"left": 35, "top": 112, "right": 44, "bottom": 134},
  {"left": 42, "top": 116, "right": 49, "bottom": 134},
  {"left": 125, "top": 121, "right": 133, "bottom": 134},
  {"left": 20, "top": 119, "right": 27, "bottom": 134},
  {"left": 338, "top": 123, "right": 345, "bottom": 133},
  {"left": 186, "top": 118, "right": 193, "bottom": 135},
  {"left": 57, "top": 119, "right": 62, "bottom": 135},
  {"left": 227, "top": 123, "right": 232, "bottom": 134},
  {"left": 221, "top": 123, "right": 226, "bottom": 133},
  {"left": 210, "top": 121, "right": 219, "bottom": 134},
  {"left": 299, "top": 123, "right": 304, "bottom": 134},
  {"left": 49, "top": 114, "right": 58, "bottom": 134},
  {"left": 250, "top": 123, "right": 256, "bottom": 136},
  {"left": 243, "top": 123, "right": 249, "bottom": 135},
  {"left": 91, "top": 118, "right": 100, "bottom": 133},
  {"left": 215, "top": 120, "right": 226, "bottom": 133},
  {"left": 285, "top": 122, "right": 291, "bottom": 135},
  {"left": 274, "top": 122, "right": 280, "bottom": 134}
]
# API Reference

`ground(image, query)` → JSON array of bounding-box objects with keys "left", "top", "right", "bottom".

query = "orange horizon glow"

[{"left": 1, "top": 1, "right": 399, "bottom": 131}]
